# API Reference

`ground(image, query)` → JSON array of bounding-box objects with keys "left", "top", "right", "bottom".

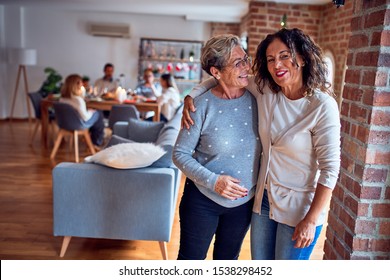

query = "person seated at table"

[
  {"left": 82, "top": 75, "right": 93, "bottom": 96},
  {"left": 94, "top": 63, "right": 118, "bottom": 118},
  {"left": 135, "top": 69, "right": 162, "bottom": 119},
  {"left": 155, "top": 73, "right": 181, "bottom": 122},
  {"left": 135, "top": 68, "right": 162, "bottom": 99},
  {"left": 60, "top": 74, "right": 105, "bottom": 147},
  {"left": 94, "top": 63, "right": 118, "bottom": 96}
]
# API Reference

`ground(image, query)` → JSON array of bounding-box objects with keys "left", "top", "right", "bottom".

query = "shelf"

[
  {"left": 140, "top": 56, "right": 200, "bottom": 63},
  {"left": 138, "top": 37, "right": 204, "bottom": 94},
  {"left": 174, "top": 79, "right": 200, "bottom": 83}
]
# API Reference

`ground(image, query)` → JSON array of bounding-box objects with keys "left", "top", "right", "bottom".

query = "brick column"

[
  {"left": 324, "top": 0, "right": 390, "bottom": 259},
  {"left": 210, "top": 22, "right": 240, "bottom": 37}
]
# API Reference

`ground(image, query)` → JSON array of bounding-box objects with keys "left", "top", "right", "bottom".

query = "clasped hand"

[{"left": 215, "top": 175, "right": 248, "bottom": 200}]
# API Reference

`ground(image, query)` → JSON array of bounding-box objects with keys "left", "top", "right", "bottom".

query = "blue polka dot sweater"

[{"left": 173, "top": 90, "right": 261, "bottom": 208}]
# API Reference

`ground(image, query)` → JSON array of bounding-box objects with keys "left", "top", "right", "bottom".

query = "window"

[
  {"left": 240, "top": 32, "right": 248, "bottom": 52},
  {"left": 323, "top": 50, "right": 335, "bottom": 91}
]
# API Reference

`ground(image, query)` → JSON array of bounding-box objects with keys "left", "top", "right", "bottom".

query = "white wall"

[
  {"left": 0, "top": 5, "right": 211, "bottom": 119},
  {"left": 0, "top": 6, "right": 7, "bottom": 118}
]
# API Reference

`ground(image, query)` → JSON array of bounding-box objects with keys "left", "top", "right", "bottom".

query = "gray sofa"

[{"left": 52, "top": 106, "right": 182, "bottom": 259}]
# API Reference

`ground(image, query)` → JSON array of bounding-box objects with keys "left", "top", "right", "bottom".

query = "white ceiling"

[{"left": 0, "top": 0, "right": 332, "bottom": 22}]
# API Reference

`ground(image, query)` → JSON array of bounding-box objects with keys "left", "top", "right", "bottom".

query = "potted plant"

[{"left": 40, "top": 67, "right": 62, "bottom": 97}]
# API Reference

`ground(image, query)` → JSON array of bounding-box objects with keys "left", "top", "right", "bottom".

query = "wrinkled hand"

[
  {"left": 214, "top": 175, "right": 248, "bottom": 200},
  {"left": 181, "top": 95, "right": 196, "bottom": 129},
  {"left": 292, "top": 219, "right": 316, "bottom": 248}
]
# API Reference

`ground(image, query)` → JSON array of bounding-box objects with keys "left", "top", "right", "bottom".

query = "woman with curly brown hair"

[{"left": 181, "top": 28, "right": 341, "bottom": 260}]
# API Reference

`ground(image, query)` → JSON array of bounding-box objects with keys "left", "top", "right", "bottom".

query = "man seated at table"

[
  {"left": 94, "top": 63, "right": 118, "bottom": 96},
  {"left": 82, "top": 75, "right": 93, "bottom": 96},
  {"left": 94, "top": 63, "right": 118, "bottom": 118}
]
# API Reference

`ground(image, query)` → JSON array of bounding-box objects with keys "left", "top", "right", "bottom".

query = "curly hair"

[{"left": 253, "top": 28, "right": 331, "bottom": 96}]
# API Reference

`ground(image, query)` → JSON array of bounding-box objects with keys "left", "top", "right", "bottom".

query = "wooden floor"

[{"left": 0, "top": 120, "right": 326, "bottom": 260}]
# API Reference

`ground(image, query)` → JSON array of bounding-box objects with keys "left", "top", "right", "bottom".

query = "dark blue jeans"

[
  {"left": 177, "top": 178, "right": 253, "bottom": 260},
  {"left": 86, "top": 110, "right": 105, "bottom": 146}
]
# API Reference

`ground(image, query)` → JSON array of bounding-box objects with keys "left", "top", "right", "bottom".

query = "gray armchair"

[
  {"left": 52, "top": 106, "right": 183, "bottom": 259},
  {"left": 108, "top": 104, "right": 140, "bottom": 130}
]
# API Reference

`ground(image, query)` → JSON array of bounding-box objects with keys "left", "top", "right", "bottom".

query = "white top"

[
  {"left": 59, "top": 95, "right": 93, "bottom": 121},
  {"left": 94, "top": 77, "right": 118, "bottom": 95},
  {"left": 157, "top": 87, "right": 181, "bottom": 121},
  {"left": 271, "top": 93, "right": 308, "bottom": 140},
  {"left": 190, "top": 76, "right": 341, "bottom": 226}
]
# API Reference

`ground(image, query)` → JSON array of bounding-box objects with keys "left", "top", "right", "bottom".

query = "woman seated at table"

[
  {"left": 147, "top": 73, "right": 181, "bottom": 122},
  {"left": 135, "top": 68, "right": 162, "bottom": 99},
  {"left": 59, "top": 74, "right": 105, "bottom": 147}
]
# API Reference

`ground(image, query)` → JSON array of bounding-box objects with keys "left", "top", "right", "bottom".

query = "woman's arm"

[
  {"left": 172, "top": 108, "right": 219, "bottom": 190},
  {"left": 312, "top": 97, "right": 341, "bottom": 190},
  {"left": 189, "top": 76, "right": 257, "bottom": 98},
  {"left": 188, "top": 77, "right": 217, "bottom": 98},
  {"left": 182, "top": 76, "right": 258, "bottom": 129},
  {"left": 180, "top": 77, "right": 217, "bottom": 128}
]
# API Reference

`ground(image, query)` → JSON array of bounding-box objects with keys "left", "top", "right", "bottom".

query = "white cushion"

[{"left": 84, "top": 142, "right": 166, "bottom": 169}]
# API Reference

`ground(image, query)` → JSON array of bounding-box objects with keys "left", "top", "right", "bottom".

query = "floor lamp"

[{"left": 8, "top": 48, "right": 37, "bottom": 122}]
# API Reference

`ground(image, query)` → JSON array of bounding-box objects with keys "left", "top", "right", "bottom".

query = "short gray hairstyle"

[{"left": 201, "top": 34, "right": 241, "bottom": 76}]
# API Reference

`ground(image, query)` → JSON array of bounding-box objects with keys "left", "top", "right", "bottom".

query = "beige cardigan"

[{"left": 250, "top": 86, "right": 341, "bottom": 227}]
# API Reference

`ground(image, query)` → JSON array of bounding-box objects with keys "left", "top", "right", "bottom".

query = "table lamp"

[{"left": 8, "top": 48, "right": 37, "bottom": 122}]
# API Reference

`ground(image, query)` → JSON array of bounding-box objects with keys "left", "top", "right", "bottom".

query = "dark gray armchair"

[{"left": 50, "top": 102, "right": 96, "bottom": 162}]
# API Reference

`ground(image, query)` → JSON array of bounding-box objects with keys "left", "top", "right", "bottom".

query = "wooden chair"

[{"left": 50, "top": 102, "right": 96, "bottom": 163}]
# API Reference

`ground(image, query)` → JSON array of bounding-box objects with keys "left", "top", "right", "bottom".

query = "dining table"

[{"left": 40, "top": 97, "right": 161, "bottom": 148}]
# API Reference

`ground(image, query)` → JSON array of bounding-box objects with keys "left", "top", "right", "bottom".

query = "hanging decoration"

[{"left": 280, "top": 14, "right": 287, "bottom": 29}]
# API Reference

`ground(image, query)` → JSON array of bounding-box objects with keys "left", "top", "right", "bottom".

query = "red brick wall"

[
  {"left": 318, "top": 2, "right": 353, "bottom": 101},
  {"left": 242, "top": 2, "right": 323, "bottom": 57},
  {"left": 210, "top": 22, "right": 240, "bottom": 36},
  {"left": 324, "top": 0, "right": 390, "bottom": 260}
]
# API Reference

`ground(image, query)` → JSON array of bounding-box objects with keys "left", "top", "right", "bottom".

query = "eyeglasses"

[{"left": 228, "top": 55, "right": 252, "bottom": 69}]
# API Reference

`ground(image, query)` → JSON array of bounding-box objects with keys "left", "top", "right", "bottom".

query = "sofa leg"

[
  {"left": 60, "top": 236, "right": 72, "bottom": 257},
  {"left": 158, "top": 241, "right": 168, "bottom": 260}
]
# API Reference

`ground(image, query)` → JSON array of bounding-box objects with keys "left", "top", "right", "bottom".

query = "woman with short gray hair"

[{"left": 172, "top": 34, "right": 261, "bottom": 260}]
